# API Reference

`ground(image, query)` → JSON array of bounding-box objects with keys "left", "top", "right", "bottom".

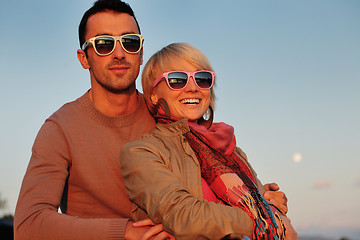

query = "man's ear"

[
  {"left": 77, "top": 49, "right": 90, "bottom": 69},
  {"left": 140, "top": 49, "right": 143, "bottom": 65}
]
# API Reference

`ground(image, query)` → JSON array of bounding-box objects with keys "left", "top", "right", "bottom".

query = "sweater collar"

[{"left": 79, "top": 90, "right": 149, "bottom": 128}]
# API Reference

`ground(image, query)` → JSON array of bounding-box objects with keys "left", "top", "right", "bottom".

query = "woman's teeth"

[{"left": 181, "top": 99, "right": 199, "bottom": 104}]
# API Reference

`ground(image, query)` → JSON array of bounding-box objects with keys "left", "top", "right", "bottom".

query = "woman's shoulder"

[
  {"left": 123, "top": 131, "right": 163, "bottom": 149},
  {"left": 120, "top": 129, "right": 174, "bottom": 172},
  {"left": 121, "top": 130, "right": 170, "bottom": 157},
  {"left": 132, "top": 119, "right": 189, "bottom": 144},
  {"left": 121, "top": 121, "right": 189, "bottom": 161}
]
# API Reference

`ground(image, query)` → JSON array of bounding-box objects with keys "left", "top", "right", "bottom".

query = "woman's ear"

[
  {"left": 77, "top": 49, "right": 90, "bottom": 69},
  {"left": 150, "top": 92, "right": 158, "bottom": 105}
]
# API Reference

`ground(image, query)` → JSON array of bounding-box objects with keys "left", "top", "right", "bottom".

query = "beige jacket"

[{"left": 121, "top": 119, "right": 267, "bottom": 240}]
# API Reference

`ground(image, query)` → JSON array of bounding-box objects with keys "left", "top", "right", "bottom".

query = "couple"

[{"left": 14, "top": 0, "right": 297, "bottom": 239}]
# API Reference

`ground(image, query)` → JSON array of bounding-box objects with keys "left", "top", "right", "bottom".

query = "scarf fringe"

[
  {"left": 234, "top": 185, "right": 279, "bottom": 240},
  {"left": 213, "top": 178, "right": 280, "bottom": 240}
]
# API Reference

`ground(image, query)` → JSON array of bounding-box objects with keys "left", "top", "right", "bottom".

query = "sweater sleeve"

[
  {"left": 14, "top": 120, "right": 128, "bottom": 240},
  {"left": 120, "top": 139, "right": 254, "bottom": 240}
]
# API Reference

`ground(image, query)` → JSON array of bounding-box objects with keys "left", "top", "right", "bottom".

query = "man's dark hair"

[{"left": 78, "top": 0, "right": 141, "bottom": 48}]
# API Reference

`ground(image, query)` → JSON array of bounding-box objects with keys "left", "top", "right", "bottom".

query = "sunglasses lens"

[
  {"left": 122, "top": 35, "right": 141, "bottom": 53},
  {"left": 167, "top": 72, "right": 188, "bottom": 89},
  {"left": 94, "top": 37, "right": 115, "bottom": 55},
  {"left": 195, "top": 71, "right": 213, "bottom": 89}
]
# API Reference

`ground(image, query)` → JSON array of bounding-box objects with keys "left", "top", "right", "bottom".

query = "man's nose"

[{"left": 112, "top": 41, "right": 126, "bottom": 59}]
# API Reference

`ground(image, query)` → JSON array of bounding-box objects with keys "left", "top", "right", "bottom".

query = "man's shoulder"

[{"left": 47, "top": 93, "right": 87, "bottom": 124}]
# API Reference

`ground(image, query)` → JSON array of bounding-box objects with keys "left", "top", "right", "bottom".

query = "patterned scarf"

[{"left": 155, "top": 112, "right": 280, "bottom": 240}]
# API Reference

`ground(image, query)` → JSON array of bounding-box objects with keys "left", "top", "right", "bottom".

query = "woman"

[{"left": 121, "top": 43, "right": 297, "bottom": 240}]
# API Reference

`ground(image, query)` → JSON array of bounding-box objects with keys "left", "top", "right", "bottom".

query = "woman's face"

[{"left": 151, "top": 61, "right": 211, "bottom": 122}]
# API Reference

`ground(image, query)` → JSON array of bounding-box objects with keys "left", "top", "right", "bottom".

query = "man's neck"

[{"left": 89, "top": 86, "right": 139, "bottom": 117}]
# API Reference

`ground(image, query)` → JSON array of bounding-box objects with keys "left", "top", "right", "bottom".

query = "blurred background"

[{"left": 0, "top": 0, "right": 359, "bottom": 239}]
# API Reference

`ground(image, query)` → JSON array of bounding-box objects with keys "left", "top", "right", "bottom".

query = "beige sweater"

[{"left": 14, "top": 91, "right": 155, "bottom": 240}]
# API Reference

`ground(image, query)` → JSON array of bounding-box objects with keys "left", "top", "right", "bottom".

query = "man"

[{"left": 14, "top": 0, "right": 288, "bottom": 239}]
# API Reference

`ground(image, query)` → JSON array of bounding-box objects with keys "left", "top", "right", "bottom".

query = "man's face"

[{"left": 79, "top": 11, "right": 143, "bottom": 93}]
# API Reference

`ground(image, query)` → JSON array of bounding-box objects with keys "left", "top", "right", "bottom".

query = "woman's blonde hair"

[{"left": 142, "top": 42, "right": 216, "bottom": 115}]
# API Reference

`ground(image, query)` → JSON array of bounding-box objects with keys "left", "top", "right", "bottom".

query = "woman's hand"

[
  {"left": 133, "top": 219, "right": 175, "bottom": 240},
  {"left": 264, "top": 183, "right": 288, "bottom": 214}
]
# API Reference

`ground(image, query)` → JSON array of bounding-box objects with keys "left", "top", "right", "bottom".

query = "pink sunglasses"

[{"left": 153, "top": 70, "right": 215, "bottom": 90}]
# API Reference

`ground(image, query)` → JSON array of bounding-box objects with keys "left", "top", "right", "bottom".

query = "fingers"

[
  {"left": 264, "top": 182, "right": 280, "bottom": 191},
  {"left": 153, "top": 231, "right": 175, "bottom": 240},
  {"left": 141, "top": 224, "right": 163, "bottom": 240},
  {"left": 264, "top": 191, "right": 288, "bottom": 214},
  {"left": 265, "top": 190, "right": 287, "bottom": 203},
  {"left": 269, "top": 199, "right": 288, "bottom": 214},
  {"left": 264, "top": 183, "right": 292, "bottom": 214},
  {"left": 133, "top": 218, "right": 156, "bottom": 227},
  {"left": 133, "top": 219, "right": 174, "bottom": 240}
]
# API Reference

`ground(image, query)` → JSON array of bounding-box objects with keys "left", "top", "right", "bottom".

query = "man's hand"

[
  {"left": 131, "top": 219, "right": 174, "bottom": 240},
  {"left": 264, "top": 183, "right": 288, "bottom": 214},
  {"left": 125, "top": 220, "right": 152, "bottom": 240}
]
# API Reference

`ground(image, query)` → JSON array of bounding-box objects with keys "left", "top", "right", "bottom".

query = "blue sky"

[{"left": 0, "top": 0, "right": 359, "bottom": 239}]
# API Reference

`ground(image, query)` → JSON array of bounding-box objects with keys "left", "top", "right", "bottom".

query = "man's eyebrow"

[
  {"left": 95, "top": 32, "right": 137, "bottom": 37},
  {"left": 94, "top": 33, "right": 111, "bottom": 37}
]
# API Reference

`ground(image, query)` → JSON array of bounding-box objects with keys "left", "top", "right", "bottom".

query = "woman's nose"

[{"left": 185, "top": 77, "right": 198, "bottom": 92}]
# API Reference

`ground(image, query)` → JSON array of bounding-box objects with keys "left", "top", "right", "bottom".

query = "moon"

[{"left": 293, "top": 153, "right": 302, "bottom": 163}]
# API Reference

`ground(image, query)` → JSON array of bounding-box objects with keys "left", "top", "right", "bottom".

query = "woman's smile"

[{"left": 180, "top": 98, "right": 200, "bottom": 105}]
